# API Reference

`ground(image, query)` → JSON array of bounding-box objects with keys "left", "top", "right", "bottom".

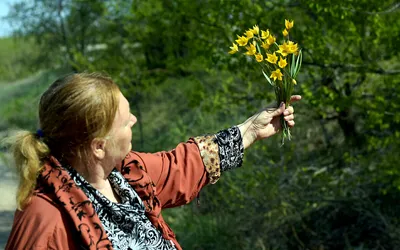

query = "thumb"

[{"left": 272, "top": 102, "right": 285, "bottom": 117}]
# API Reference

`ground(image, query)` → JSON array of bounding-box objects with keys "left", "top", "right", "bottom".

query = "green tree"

[
  {"left": 4, "top": 0, "right": 400, "bottom": 249},
  {"left": 6, "top": 0, "right": 107, "bottom": 70}
]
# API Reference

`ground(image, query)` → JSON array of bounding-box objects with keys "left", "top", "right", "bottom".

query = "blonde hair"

[{"left": 3, "top": 72, "right": 120, "bottom": 210}]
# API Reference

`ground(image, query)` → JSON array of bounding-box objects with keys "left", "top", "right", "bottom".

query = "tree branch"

[
  {"left": 303, "top": 61, "right": 400, "bottom": 75},
  {"left": 341, "top": 2, "right": 400, "bottom": 15},
  {"left": 57, "top": 0, "right": 73, "bottom": 65}
]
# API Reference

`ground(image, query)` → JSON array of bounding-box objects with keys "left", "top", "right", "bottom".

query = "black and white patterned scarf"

[{"left": 65, "top": 167, "right": 176, "bottom": 250}]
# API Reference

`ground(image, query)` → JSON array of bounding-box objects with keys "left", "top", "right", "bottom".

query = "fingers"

[
  {"left": 272, "top": 102, "right": 286, "bottom": 117},
  {"left": 287, "top": 120, "right": 295, "bottom": 127},
  {"left": 284, "top": 106, "right": 295, "bottom": 127},
  {"left": 290, "top": 95, "right": 302, "bottom": 103},
  {"left": 273, "top": 96, "right": 299, "bottom": 128},
  {"left": 284, "top": 114, "right": 294, "bottom": 121},
  {"left": 283, "top": 106, "right": 294, "bottom": 116}
]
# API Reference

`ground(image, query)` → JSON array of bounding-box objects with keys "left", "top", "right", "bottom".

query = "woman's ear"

[{"left": 90, "top": 138, "right": 107, "bottom": 160}]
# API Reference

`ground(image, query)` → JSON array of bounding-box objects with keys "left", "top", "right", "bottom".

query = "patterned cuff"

[
  {"left": 193, "top": 126, "right": 244, "bottom": 184},
  {"left": 193, "top": 135, "right": 221, "bottom": 184},
  {"left": 214, "top": 126, "right": 244, "bottom": 172}
]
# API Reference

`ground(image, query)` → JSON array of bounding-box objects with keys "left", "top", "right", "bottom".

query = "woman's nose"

[{"left": 131, "top": 114, "right": 137, "bottom": 125}]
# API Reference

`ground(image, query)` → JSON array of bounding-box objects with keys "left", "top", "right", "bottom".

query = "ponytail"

[{"left": 2, "top": 131, "right": 50, "bottom": 210}]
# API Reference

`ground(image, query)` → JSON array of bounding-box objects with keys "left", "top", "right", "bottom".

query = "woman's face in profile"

[{"left": 106, "top": 92, "right": 137, "bottom": 163}]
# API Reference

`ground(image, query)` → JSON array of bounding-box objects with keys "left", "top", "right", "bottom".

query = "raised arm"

[
  {"left": 120, "top": 126, "right": 244, "bottom": 209},
  {"left": 119, "top": 95, "right": 300, "bottom": 209}
]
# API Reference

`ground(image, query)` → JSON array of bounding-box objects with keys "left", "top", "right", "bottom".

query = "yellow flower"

[
  {"left": 235, "top": 35, "right": 249, "bottom": 46},
  {"left": 276, "top": 42, "right": 289, "bottom": 57},
  {"left": 266, "top": 52, "right": 278, "bottom": 64},
  {"left": 292, "top": 79, "right": 297, "bottom": 85},
  {"left": 285, "top": 19, "right": 294, "bottom": 30},
  {"left": 267, "top": 35, "right": 276, "bottom": 45},
  {"left": 229, "top": 43, "right": 239, "bottom": 54},
  {"left": 287, "top": 41, "right": 298, "bottom": 53},
  {"left": 261, "top": 29, "right": 270, "bottom": 39},
  {"left": 261, "top": 41, "right": 270, "bottom": 50},
  {"left": 255, "top": 53, "right": 263, "bottom": 62},
  {"left": 245, "top": 30, "right": 254, "bottom": 39},
  {"left": 252, "top": 25, "right": 259, "bottom": 35},
  {"left": 278, "top": 57, "right": 287, "bottom": 68},
  {"left": 282, "top": 29, "right": 289, "bottom": 37},
  {"left": 245, "top": 43, "right": 257, "bottom": 56},
  {"left": 270, "top": 69, "right": 283, "bottom": 81}
]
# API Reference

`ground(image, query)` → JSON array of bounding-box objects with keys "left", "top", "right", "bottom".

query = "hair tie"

[{"left": 36, "top": 129, "right": 44, "bottom": 138}]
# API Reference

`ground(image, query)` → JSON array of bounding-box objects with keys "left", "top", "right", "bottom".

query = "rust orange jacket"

[{"left": 6, "top": 139, "right": 217, "bottom": 250}]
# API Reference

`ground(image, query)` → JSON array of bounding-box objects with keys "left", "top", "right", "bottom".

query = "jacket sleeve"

[
  {"left": 6, "top": 195, "right": 78, "bottom": 250},
  {"left": 124, "top": 138, "right": 220, "bottom": 209}
]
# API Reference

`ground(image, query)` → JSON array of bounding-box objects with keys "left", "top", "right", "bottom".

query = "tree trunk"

[{"left": 337, "top": 109, "right": 364, "bottom": 146}]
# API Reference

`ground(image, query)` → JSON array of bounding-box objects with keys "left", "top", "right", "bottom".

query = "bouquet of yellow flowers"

[{"left": 229, "top": 19, "right": 302, "bottom": 144}]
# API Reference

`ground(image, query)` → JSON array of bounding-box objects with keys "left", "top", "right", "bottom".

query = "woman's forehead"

[
  {"left": 118, "top": 92, "right": 130, "bottom": 111},
  {"left": 114, "top": 93, "right": 130, "bottom": 126}
]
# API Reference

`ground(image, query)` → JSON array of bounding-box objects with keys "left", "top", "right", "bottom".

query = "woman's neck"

[
  {"left": 72, "top": 160, "right": 121, "bottom": 203},
  {"left": 70, "top": 157, "right": 114, "bottom": 189}
]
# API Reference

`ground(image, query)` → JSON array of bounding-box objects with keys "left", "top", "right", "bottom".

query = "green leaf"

[
  {"left": 256, "top": 42, "right": 262, "bottom": 54},
  {"left": 262, "top": 69, "right": 274, "bottom": 86},
  {"left": 290, "top": 53, "right": 296, "bottom": 77},
  {"left": 294, "top": 50, "right": 303, "bottom": 77}
]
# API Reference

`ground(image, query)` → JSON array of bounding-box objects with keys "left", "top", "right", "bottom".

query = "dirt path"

[
  {"left": 0, "top": 155, "right": 17, "bottom": 249},
  {"left": 0, "top": 70, "right": 55, "bottom": 249},
  {"left": 0, "top": 211, "right": 14, "bottom": 249}
]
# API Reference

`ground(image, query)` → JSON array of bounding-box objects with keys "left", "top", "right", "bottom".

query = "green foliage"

[
  {"left": 0, "top": 37, "right": 40, "bottom": 82},
  {"left": 2, "top": 0, "right": 400, "bottom": 249},
  {"left": 0, "top": 69, "right": 70, "bottom": 131}
]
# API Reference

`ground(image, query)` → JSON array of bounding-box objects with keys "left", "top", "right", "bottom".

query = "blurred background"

[{"left": 0, "top": 0, "right": 399, "bottom": 249}]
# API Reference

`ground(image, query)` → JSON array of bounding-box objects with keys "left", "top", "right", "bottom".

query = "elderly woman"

[{"left": 5, "top": 73, "right": 300, "bottom": 250}]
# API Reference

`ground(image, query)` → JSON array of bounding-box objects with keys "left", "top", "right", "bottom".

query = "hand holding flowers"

[
  {"left": 229, "top": 20, "right": 303, "bottom": 144},
  {"left": 238, "top": 95, "right": 301, "bottom": 149}
]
